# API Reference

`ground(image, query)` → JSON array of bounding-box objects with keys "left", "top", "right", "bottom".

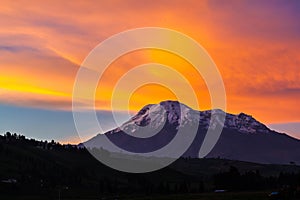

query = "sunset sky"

[{"left": 0, "top": 0, "right": 299, "bottom": 143}]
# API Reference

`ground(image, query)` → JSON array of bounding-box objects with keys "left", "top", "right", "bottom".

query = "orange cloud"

[{"left": 0, "top": 0, "right": 299, "bottom": 125}]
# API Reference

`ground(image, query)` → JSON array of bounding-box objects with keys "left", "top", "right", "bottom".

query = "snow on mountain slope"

[{"left": 112, "top": 100, "right": 270, "bottom": 135}]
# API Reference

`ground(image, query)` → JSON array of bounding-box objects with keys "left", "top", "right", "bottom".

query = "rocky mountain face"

[{"left": 84, "top": 100, "right": 300, "bottom": 165}]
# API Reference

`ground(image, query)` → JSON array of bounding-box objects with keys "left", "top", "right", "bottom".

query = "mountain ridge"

[
  {"left": 107, "top": 100, "right": 272, "bottom": 135},
  {"left": 84, "top": 100, "right": 300, "bottom": 165}
]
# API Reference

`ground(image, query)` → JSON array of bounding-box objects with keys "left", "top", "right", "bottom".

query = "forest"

[{"left": 1, "top": 132, "right": 300, "bottom": 199}]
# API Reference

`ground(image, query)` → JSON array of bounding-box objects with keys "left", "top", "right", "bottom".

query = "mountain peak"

[
  {"left": 84, "top": 101, "right": 300, "bottom": 165},
  {"left": 118, "top": 101, "right": 197, "bottom": 134},
  {"left": 224, "top": 112, "right": 270, "bottom": 134},
  {"left": 111, "top": 100, "right": 271, "bottom": 135}
]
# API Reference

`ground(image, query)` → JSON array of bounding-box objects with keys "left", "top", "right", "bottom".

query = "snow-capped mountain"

[
  {"left": 111, "top": 100, "right": 270, "bottom": 135},
  {"left": 110, "top": 101, "right": 201, "bottom": 135},
  {"left": 84, "top": 100, "right": 300, "bottom": 165}
]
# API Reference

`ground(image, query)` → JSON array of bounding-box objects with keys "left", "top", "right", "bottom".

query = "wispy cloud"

[{"left": 0, "top": 0, "right": 299, "bottom": 125}]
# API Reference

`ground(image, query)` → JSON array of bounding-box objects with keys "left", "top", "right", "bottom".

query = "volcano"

[{"left": 84, "top": 100, "right": 300, "bottom": 165}]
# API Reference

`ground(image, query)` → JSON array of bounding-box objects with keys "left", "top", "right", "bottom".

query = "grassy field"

[
  {"left": 125, "top": 191, "right": 269, "bottom": 200},
  {"left": 0, "top": 191, "right": 271, "bottom": 200}
]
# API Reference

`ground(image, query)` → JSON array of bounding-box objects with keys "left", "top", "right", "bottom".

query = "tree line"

[{"left": 0, "top": 132, "right": 300, "bottom": 199}]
